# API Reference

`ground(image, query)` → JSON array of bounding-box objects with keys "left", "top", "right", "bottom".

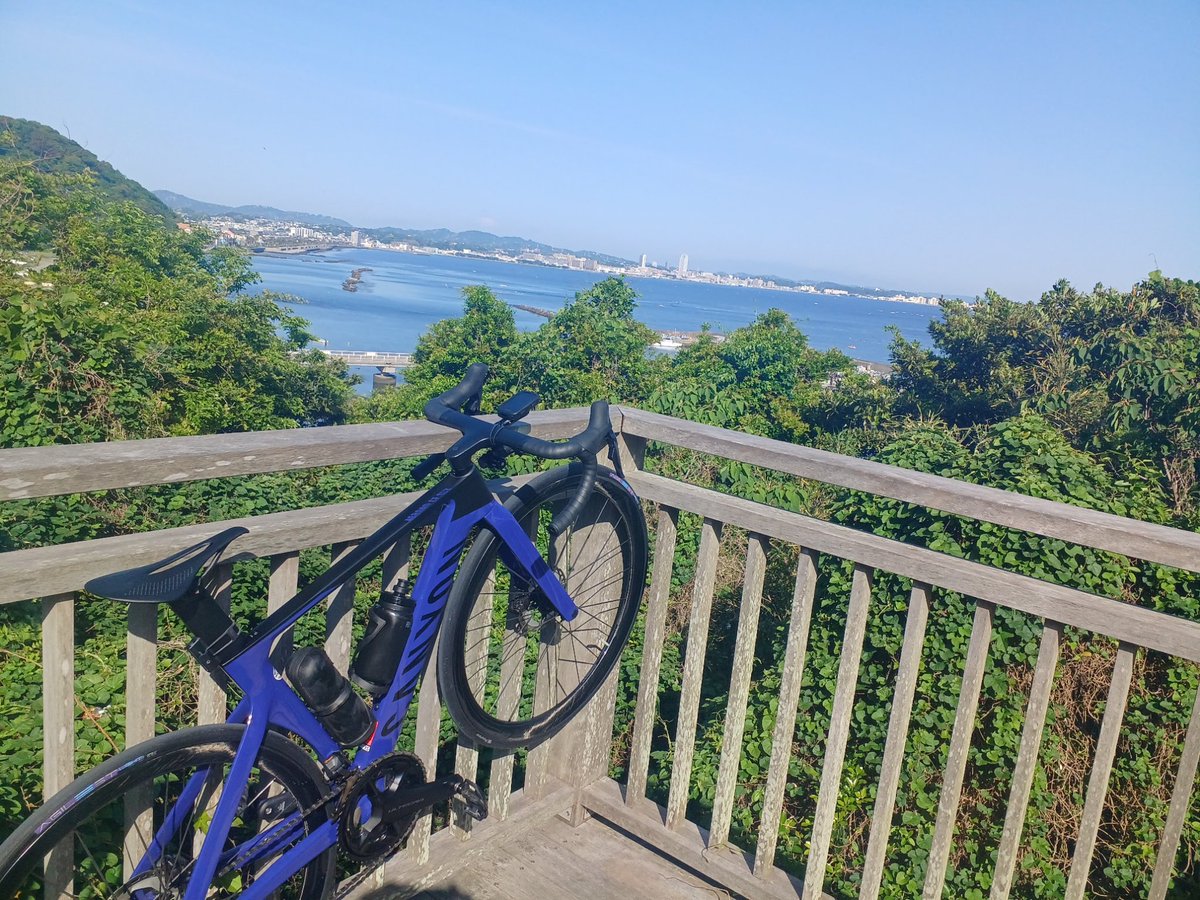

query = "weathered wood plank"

[
  {"left": 0, "top": 473, "right": 540, "bottom": 606},
  {"left": 860, "top": 583, "right": 932, "bottom": 900},
  {"left": 380, "top": 535, "right": 411, "bottom": 594},
  {"left": 710, "top": 533, "right": 768, "bottom": 848},
  {"left": 755, "top": 548, "right": 819, "bottom": 876},
  {"left": 924, "top": 600, "right": 995, "bottom": 899},
  {"left": 665, "top": 518, "right": 723, "bottom": 830},
  {"left": 615, "top": 429, "right": 648, "bottom": 474},
  {"left": 351, "top": 785, "right": 575, "bottom": 899},
  {"left": 406, "top": 636, "right": 441, "bottom": 867},
  {"left": 0, "top": 407, "right": 594, "bottom": 501},
  {"left": 1150, "top": 680, "right": 1200, "bottom": 899},
  {"left": 42, "top": 593, "right": 75, "bottom": 899},
  {"left": 487, "top": 620, "right": 526, "bottom": 822},
  {"left": 325, "top": 541, "right": 359, "bottom": 674},
  {"left": 123, "top": 602, "right": 157, "bottom": 880},
  {"left": 619, "top": 407, "right": 1200, "bottom": 575},
  {"left": 626, "top": 506, "right": 678, "bottom": 803},
  {"left": 197, "top": 564, "right": 233, "bottom": 725},
  {"left": 525, "top": 629, "right": 559, "bottom": 799},
  {"left": 629, "top": 471, "right": 1200, "bottom": 663},
  {"left": 802, "top": 565, "right": 873, "bottom": 900},
  {"left": 451, "top": 571, "right": 493, "bottom": 839},
  {"left": 267, "top": 551, "right": 299, "bottom": 659},
  {"left": 546, "top": 496, "right": 630, "bottom": 826},
  {"left": 1065, "top": 643, "right": 1136, "bottom": 899},
  {"left": 991, "top": 621, "right": 1063, "bottom": 900},
  {"left": 583, "top": 778, "right": 817, "bottom": 900}
]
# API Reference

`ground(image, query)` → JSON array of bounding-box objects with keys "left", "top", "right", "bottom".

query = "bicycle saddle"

[{"left": 85, "top": 527, "right": 248, "bottom": 604}]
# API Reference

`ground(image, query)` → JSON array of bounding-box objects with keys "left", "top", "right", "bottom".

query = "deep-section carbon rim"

[
  {"left": 0, "top": 725, "right": 335, "bottom": 899},
  {"left": 438, "top": 464, "right": 647, "bottom": 751}
]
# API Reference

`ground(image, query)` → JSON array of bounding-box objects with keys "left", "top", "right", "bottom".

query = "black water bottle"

[
  {"left": 284, "top": 647, "right": 375, "bottom": 748},
  {"left": 351, "top": 580, "right": 415, "bottom": 697}
]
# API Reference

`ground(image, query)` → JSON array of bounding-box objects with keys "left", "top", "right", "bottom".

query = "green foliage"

[
  {"left": 3, "top": 148, "right": 1200, "bottom": 896},
  {"left": 890, "top": 274, "right": 1200, "bottom": 521},
  {"left": 0, "top": 165, "right": 350, "bottom": 448},
  {"left": 503, "top": 277, "right": 662, "bottom": 407},
  {"left": 353, "top": 284, "right": 517, "bottom": 422},
  {"left": 650, "top": 310, "right": 853, "bottom": 443},
  {"left": 0, "top": 116, "right": 173, "bottom": 220}
]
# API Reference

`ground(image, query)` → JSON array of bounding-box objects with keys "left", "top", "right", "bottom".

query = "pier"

[{"left": 318, "top": 349, "right": 413, "bottom": 373}]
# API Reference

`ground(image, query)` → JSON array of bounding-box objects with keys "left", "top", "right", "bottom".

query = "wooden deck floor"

[{"left": 358, "top": 812, "right": 735, "bottom": 899}]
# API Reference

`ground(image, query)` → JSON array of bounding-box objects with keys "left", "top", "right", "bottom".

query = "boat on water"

[{"left": 650, "top": 334, "right": 684, "bottom": 351}]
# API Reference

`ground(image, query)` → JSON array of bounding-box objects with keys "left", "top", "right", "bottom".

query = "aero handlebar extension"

[{"left": 423, "top": 363, "right": 613, "bottom": 534}]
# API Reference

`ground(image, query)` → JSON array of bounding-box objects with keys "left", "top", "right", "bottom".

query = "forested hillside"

[
  {"left": 0, "top": 116, "right": 173, "bottom": 220},
  {"left": 2, "top": 137, "right": 1199, "bottom": 897}
]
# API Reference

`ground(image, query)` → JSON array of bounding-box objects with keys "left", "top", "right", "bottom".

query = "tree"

[
  {"left": 352, "top": 284, "right": 518, "bottom": 422},
  {"left": 651, "top": 309, "right": 853, "bottom": 442},
  {"left": 0, "top": 167, "right": 350, "bottom": 446},
  {"left": 503, "top": 277, "right": 661, "bottom": 407}
]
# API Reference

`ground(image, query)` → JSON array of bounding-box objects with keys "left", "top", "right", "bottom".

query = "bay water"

[{"left": 250, "top": 248, "right": 944, "bottom": 389}]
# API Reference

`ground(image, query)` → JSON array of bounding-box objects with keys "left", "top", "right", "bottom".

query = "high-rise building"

[
  {"left": 678, "top": 253, "right": 689, "bottom": 276},
  {"left": 639, "top": 253, "right": 647, "bottom": 268},
  {"left": 350, "top": 230, "right": 361, "bottom": 246}
]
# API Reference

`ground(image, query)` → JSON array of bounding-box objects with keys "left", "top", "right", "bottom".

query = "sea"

[{"left": 249, "top": 248, "right": 944, "bottom": 391}]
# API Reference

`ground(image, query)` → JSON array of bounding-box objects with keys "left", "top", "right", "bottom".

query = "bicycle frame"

[{"left": 143, "top": 465, "right": 579, "bottom": 900}]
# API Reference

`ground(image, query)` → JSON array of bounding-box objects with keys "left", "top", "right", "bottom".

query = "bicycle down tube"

[{"left": 159, "top": 465, "right": 580, "bottom": 900}]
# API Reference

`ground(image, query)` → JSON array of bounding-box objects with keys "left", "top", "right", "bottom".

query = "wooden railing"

[
  {"left": 0, "top": 409, "right": 597, "bottom": 890},
  {"left": 2, "top": 407, "right": 1200, "bottom": 898}
]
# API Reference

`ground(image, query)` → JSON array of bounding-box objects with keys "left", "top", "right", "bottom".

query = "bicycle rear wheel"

[
  {"left": 0, "top": 724, "right": 335, "bottom": 899},
  {"left": 438, "top": 463, "right": 647, "bottom": 750}
]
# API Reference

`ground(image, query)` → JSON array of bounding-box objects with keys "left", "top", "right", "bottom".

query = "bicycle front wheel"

[
  {"left": 438, "top": 462, "right": 648, "bottom": 750},
  {"left": 0, "top": 724, "right": 335, "bottom": 899}
]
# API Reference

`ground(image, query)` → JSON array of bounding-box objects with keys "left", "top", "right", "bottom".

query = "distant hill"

[
  {"left": 155, "top": 189, "right": 634, "bottom": 266},
  {"left": 364, "top": 225, "right": 633, "bottom": 267},
  {"left": 0, "top": 116, "right": 173, "bottom": 220},
  {"left": 155, "top": 191, "right": 352, "bottom": 229}
]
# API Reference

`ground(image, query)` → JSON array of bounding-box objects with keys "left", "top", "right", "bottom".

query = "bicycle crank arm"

[{"left": 382, "top": 774, "right": 488, "bottom": 822}]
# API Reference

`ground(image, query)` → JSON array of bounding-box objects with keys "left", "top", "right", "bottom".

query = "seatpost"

[{"left": 172, "top": 585, "right": 245, "bottom": 689}]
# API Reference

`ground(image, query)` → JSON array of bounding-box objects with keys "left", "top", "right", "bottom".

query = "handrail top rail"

[
  {"left": 0, "top": 407, "right": 595, "bottom": 502},
  {"left": 3, "top": 404, "right": 1199, "bottom": 576},
  {"left": 619, "top": 407, "right": 1200, "bottom": 576}
]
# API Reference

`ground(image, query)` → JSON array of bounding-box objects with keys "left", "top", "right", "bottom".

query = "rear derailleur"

[{"left": 336, "top": 752, "right": 488, "bottom": 862}]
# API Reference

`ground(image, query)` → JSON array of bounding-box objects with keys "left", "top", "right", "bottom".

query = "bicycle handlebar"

[{"left": 423, "top": 363, "right": 613, "bottom": 534}]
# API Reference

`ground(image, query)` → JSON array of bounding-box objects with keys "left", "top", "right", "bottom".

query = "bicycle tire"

[
  {"left": 0, "top": 724, "right": 335, "bottom": 899},
  {"left": 438, "top": 462, "right": 648, "bottom": 750}
]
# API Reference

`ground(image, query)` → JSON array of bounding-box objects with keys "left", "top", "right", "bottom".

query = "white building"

[{"left": 677, "top": 253, "right": 688, "bottom": 276}]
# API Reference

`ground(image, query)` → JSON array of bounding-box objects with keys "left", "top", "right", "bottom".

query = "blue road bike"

[{"left": 0, "top": 364, "right": 648, "bottom": 898}]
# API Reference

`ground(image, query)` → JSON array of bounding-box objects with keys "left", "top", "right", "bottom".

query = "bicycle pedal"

[{"left": 453, "top": 779, "right": 488, "bottom": 821}]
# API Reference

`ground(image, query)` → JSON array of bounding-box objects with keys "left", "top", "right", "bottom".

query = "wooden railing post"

[
  {"left": 860, "top": 584, "right": 932, "bottom": 899},
  {"left": 666, "top": 517, "right": 723, "bottom": 830},
  {"left": 325, "top": 541, "right": 360, "bottom": 674},
  {"left": 41, "top": 592, "right": 75, "bottom": 899},
  {"left": 924, "top": 600, "right": 996, "bottom": 898},
  {"left": 626, "top": 506, "right": 679, "bottom": 803},
  {"left": 123, "top": 602, "right": 157, "bottom": 879},
  {"left": 1065, "top": 643, "right": 1137, "bottom": 899},
  {"left": 709, "top": 533, "right": 768, "bottom": 848},
  {"left": 1150, "top": 682, "right": 1200, "bottom": 899},
  {"left": 754, "top": 548, "right": 819, "bottom": 876},
  {"left": 991, "top": 620, "right": 1063, "bottom": 900},
  {"left": 531, "top": 491, "right": 632, "bottom": 823},
  {"left": 802, "top": 565, "right": 872, "bottom": 900},
  {"left": 198, "top": 563, "right": 232, "bottom": 725}
]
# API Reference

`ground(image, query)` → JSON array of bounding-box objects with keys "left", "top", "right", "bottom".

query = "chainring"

[{"left": 337, "top": 752, "right": 427, "bottom": 863}]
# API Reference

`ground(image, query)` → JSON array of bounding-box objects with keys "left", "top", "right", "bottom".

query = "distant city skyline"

[{"left": 2, "top": 2, "right": 1197, "bottom": 299}]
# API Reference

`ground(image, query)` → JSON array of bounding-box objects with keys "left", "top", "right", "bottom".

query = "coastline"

[{"left": 254, "top": 242, "right": 950, "bottom": 308}]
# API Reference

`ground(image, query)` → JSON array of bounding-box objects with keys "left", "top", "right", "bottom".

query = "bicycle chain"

[{"left": 213, "top": 752, "right": 420, "bottom": 899}]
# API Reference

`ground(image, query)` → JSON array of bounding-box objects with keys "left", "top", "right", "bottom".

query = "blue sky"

[{"left": 2, "top": 1, "right": 1197, "bottom": 298}]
